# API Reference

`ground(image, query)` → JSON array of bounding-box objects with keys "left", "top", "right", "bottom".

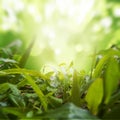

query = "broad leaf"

[
  {"left": 34, "top": 103, "right": 99, "bottom": 119},
  {"left": 103, "top": 57, "right": 120, "bottom": 104},
  {"left": 93, "top": 55, "right": 109, "bottom": 78},
  {"left": 85, "top": 78, "right": 103, "bottom": 115}
]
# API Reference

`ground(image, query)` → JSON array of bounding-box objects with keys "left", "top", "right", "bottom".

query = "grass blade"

[{"left": 19, "top": 39, "right": 35, "bottom": 68}]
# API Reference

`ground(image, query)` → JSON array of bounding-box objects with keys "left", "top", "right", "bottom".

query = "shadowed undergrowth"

[{"left": 0, "top": 41, "right": 120, "bottom": 119}]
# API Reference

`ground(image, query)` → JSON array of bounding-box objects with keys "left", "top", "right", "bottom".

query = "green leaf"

[
  {"left": 93, "top": 55, "right": 109, "bottom": 78},
  {"left": 103, "top": 57, "right": 120, "bottom": 104},
  {"left": 109, "top": 90, "right": 120, "bottom": 105},
  {"left": 68, "top": 61, "right": 74, "bottom": 69},
  {"left": 0, "top": 107, "right": 26, "bottom": 118},
  {"left": 19, "top": 39, "right": 35, "bottom": 68},
  {"left": 103, "top": 104, "right": 120, "bottom": 119},
  {"left": 85, "top": 78, "right": 103, "bottom": 115},
  {"left": 93, "top": 49, "right": 120, "bottom": 79},
  {"left": 26, "top": 111, "right": 34, "bottom": 118},
  {"left": 35, "top": 103, "right": 99, "bottom": 119},
  {"left": 48, "top": 96, "right": 63, "bottom": 108},
  {"left": 0, "top": 58, "right": 17, "bottom": 63},
  {"left": 71, "top": 70, "right": 81, "bottom": 106},
  {"left": 0, "top": 109, "right": 9, "bottom": 119},
  {"left": 0, "top": 68, "right": 48, "bottom": 111},
  {"left": 0, "top": 83, "right": 10, "bottom": 94},
  {"left": 8, "top": 84, "right": 20, "bottom": 96},
  {"left": 0, "top": 68, "right": 46, "bottom": 80},
  {"left": 24, "top": 74, "right": 48, "bottom": 111},
  {"left": 0, "top": 83, "right": 25, "bottom": 108},
  {"left": 9, "top": 94, "right": 26, "bottom": 108}
]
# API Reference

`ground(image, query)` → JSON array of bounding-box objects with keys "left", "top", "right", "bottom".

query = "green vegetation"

[
  {"left": 0, "top": 40, "right": 120, "bottom": 119},
  {"left": 1, "top": 0, "right": 120, "bottom": 119}
]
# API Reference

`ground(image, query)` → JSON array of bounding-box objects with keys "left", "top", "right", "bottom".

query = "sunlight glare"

[
  {"left": 75, "top": 44, "right": 83, "bottom": 52},
  {"left": 45, "top": 3, "right": 55, "bottom": 19},
  {"left": 100, "top": 17, "right": 112, "bottom": 28},
  {"left": 2, "top": 0, "right": 24, "bottom": 13},
  {"left": 113, "top": 7, "right": 120, "bottom": 17},
  {"left": 27, "top": 4, "right": 36, "bottom": 15},
  {"left": 55, "top": 48, "right": 61, "bottom": 55},
  {"left": 76, "top": 0, "right": 95, "bottom": 24}
]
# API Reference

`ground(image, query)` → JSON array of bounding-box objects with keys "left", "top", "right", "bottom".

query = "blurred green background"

[{"left": 0, "top": 0, "right": 120, "bottom": 71}]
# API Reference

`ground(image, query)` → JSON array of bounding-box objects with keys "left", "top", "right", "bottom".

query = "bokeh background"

[{"left": 0, "top": 0, "right": 120, "bottom": 71}]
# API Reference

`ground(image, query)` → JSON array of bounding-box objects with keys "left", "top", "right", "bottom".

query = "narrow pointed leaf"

[
  {"left": 19, "top": 39, "right": 35, "bottom": 68},
  {"left": 71, "top": 70, "right": 81, "bottom": 106},
  {"left": 24, "top": 74, "right": 48, "bottom": 111}
]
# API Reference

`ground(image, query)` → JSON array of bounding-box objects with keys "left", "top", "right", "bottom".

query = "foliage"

[
  {"left": 0, "top": 41, "right": 120, "bottom": 119},
  {"left": 1, "top": 0, "right": 120, "bottom": 119}
]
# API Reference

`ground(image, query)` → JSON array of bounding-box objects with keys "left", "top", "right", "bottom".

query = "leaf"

[
  {"left": 0, "top": 109, "right": 8, "bottom": 119},
  {"left": 0, "top": 107, "right": 26, "bottom": 118},
  {"left": 93, "top": 54, "right": 109, "bottom": 78},
  {"left": 0, "top": 83, "right": 20, "bottom": 96},
  {"left": 26, "top": 111, "right": 34, "bottom": 118},
  {"left": 93, "top": 49, "right": 120, "bottom": 79},
  {"left": 0, "top": 58, "right": 17, "bottom": 63},
  {"left": 0, "top": 83, "right": 25, "bottom": 108},
  {"left": 68, "top": 61, "right": 74, "bottom": 69},
  {"left": 22, "top": 74, "right": 48, "bottom": 111},
  {"left": 9, "top": 94, "right": 26, "bottom": 108},
  {"left": 8, "top": 84, "right": 20, "bottom": 96},
  {"left": 71, "top": 70, "right": 81, "bottom": 106},
  {"left": 19, "top": 39, "right": 35, "bottom": 68},
  {"left": 109, "top": 90, "right": 120, "bottom": 105},
  {"left": 44, "top": 71, "right": 54, "bottom": 79},
  {"left": 0, "top": 83, "right": 10, "bottom": 94},
  {"left": 6, "top": 39, "right": 22, "bottom": 49},
  {"left": 85, "top": 78, "right": 103, "bottom": 115},
  {"left": 0, "top": 68, "right": 46, "bottom": 79},
  {"left": 48, "top": 96, "right": 63, "bottom": 108},
  {"left": 103, "top": 104, "right": 120, "bottom": 119},
  {"left": 34, "top": 103, "right": 99, "bottom": 119},
  {"left": 0, "top": 47, "right": 12, "bottom": 58},
  {"left": 103, "top": 57, "right": 120, "bottom": 104},
  {"left": 17, "top": 79, "right": 27, "bottom": 88},
  {"left": 0, "top": 68, "right": 48, "bottom": 111},
  {"left": 8, "top": 84, "right": 26, "bottom": 107}
]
